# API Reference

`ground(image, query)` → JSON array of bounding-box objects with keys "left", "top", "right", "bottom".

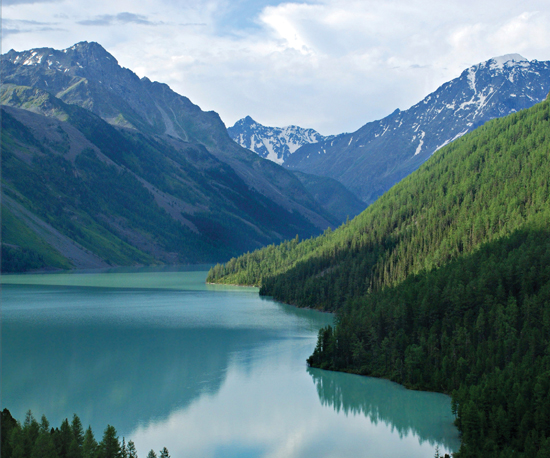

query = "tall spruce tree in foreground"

[
  {"left": 99, "top": 425, "right": 122, "bottom": 458},
  {"left": 127, "top": 440, "right": 138, "bottom": 458},
  {"left": 82, "top": 426, "right": 98, "bottom": 458}
]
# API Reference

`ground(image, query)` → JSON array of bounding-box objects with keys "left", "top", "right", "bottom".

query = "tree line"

[{"left": 1, "top": 409, "right": 169, "bottom": 458}]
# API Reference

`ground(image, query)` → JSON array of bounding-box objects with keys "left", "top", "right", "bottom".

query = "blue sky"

[{"left": 3, "top": 0, "right": 550, "bottom": 134}]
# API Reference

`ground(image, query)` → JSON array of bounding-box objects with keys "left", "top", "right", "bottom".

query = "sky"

[{"left": 2, "top": 0, "right": 550, "bottom": 135}]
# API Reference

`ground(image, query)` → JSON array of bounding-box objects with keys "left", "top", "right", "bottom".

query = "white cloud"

[{"left": 2, "top": 0, "right": 550, "bottom": 134}]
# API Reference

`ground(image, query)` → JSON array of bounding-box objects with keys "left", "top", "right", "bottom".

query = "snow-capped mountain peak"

[
  {"left": 488, "top": 54, "right": 528, "bottom": 69},
  {"left": 228, "top": 117, "right": 330, "bottom": 164}
]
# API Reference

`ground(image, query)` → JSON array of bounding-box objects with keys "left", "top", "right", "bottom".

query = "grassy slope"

[
  {"left": 1, "top": 206, "right": 72, "bottom": 271},
  {"left": 1, "top": 85, "right": 328, "bottom": 271}
]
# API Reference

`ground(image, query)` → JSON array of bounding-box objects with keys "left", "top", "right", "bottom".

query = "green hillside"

[
  {"left": 207, "top": 99, "right": 550, "bottom": 302},
  {"left": 1, "top": 206, "right": 72, "bottom": 272},
  {"left": 208, "top": 98, "right": 550, "bottom": 456}
]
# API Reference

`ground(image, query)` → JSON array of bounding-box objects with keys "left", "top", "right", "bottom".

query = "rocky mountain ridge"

[{"left": 284, "top": 54, "right": 550, "bottom": 203}]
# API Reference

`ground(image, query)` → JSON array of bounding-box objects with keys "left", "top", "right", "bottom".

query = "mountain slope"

[
  {"left": 208, "top": 95, "right": 550, "bottom": 457},
  {"left": 208, "top": 97, "right": 550, "bottom": 303},
  {"left": 0, "top": 42, "right": 337, "bottom": 236},
  {"left": 290, "top": 171, "right": 366, "bottom": 221},
  {"left": 0, "top": 43, "right": 343, "bottom": 271},
  {"left": 228, "top": 116, "right": 330, "bottom": 164},
  {"left": 285, "top": 54, "right": 550, "bottom": 204}
]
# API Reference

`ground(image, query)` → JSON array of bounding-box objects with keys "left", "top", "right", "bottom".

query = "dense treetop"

[{"left": 1, "top": 409, "right": 170, "bottom": 458}]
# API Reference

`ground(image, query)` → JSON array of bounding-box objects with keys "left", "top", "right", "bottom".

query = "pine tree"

[
  {"left": 71, "top": 415, "right": 84, "bottom": 448},
  {"left": 98, "top": 425, "right": 122, "bottom": 458},
  {"left": 127, "top": 441, "right": 138, "bottom": 458},
  {"left": 121, "top": 438, "right": 128, "bottom": 458},
  {"left": 82, "top": 426, "right": 98, "bottom": 458},
  {"left": 2, "top": 408, "right": 18, "bottom": 458}
]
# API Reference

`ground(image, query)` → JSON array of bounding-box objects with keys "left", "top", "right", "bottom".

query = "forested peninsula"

[{"left": 207, "top": 96, "right": 550, "bottom": 457}]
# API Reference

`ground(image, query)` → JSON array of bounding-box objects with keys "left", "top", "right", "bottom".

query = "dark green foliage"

[
  {"left": 23, "top": 410, "right": 40, "bottom": 457},
  {"left": 82, "top": 427, "right": 98, "bottom": 458},
  {"left": 308, "top": 226, "right": 550, "bottom": 455},
  {"left": 209, "top": 99, "right": 550, "bottom": 306},
  {"left": 126, "top": 441, "right": 137, "bottom": 458},
  {"left": 0, "top": 409, "right": 167, "bottom": 458},
  {"left": 147, "top": 450, "right": 157, "bottom": 458},
  {"left": 98, "top": 425, "right": 121, "bottom": 458},
  {"left": 1, "top": 244, "right": 46, "bottom": 272},
  {"left": 55, "top": 418, "right": 74, "bottom": 458},
  {"left": 1, "top": 408, "right": 18, "bottom": 458},
  {"left": 209, "top": 98, "right": 550, "bottom": 457},
  {"left": 32, "top": 416, "right": 57, "bottom": 458}
]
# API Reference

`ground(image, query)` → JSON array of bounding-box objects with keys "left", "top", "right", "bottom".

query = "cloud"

[
  {"left": 2, "top": 28, "right": 23, "bottom": 37},
  {"left": 1, "top": 18, "right": 65, "bottom": 39},
  {"left": 2, "top": 0, "right": 550, "bottom": 134},
  {"left": 78, "top": 12, "right": 157, "bottom": 27},
  {"left": 2, "top": 0, "right": 62, "bottom": 5}
]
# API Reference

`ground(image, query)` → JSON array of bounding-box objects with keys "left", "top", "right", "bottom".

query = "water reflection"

[
  {"left": 309, "top": 367, "right": 461, "bottom": 451},
  {"left": 128, "top": 339, "right": 460, "bottom": 458},
  {"left": 3, "top": 322, "right": 280, "bottom": 435},
  {"left": 2, "top": 269, "right": 459, "bottom": 457}
]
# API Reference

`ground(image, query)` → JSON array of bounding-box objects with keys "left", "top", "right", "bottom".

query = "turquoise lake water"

[{"left": 2, "top": 266, "right": 460, "bottom": 457}]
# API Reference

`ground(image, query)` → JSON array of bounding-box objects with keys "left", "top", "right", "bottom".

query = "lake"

[{"left": 2, "top": 266, "right": 460, "bottom": 457}]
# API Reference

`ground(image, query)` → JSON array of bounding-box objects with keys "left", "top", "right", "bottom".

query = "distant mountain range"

[
  {"left": 285, "top": 54, "right": 550, "bottom": 203},
  {"left": 231, "top": 54, "right": 550, "bottom": 205},
  {"left": 228, "top": 116, "right": 331, "bottom": 165},
  {"left": 0, "top": 42, "right": 356, "bottom": 271},
  {"left": 227, "top": 116, "right": 365, "bottom": 220}
]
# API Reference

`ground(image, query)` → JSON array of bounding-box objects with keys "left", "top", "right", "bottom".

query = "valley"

[{"left": 3, "top": 37, "right": 550, "bottom": 458}]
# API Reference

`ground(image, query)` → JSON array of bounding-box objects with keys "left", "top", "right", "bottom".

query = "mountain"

[
  {"left": 285, "top": 54, "right": 550, "bottom": 204},
  {"left": 228, "top": 116, "right": 330, "bottom": 165},
  {"left": 208, "top": 95, "right": 550, "bottom": 457},
  {"left": 290, "top": 171, "right": 366, "bottom": 221},
  {"left": 227, "top": 115, "right": 365, "bottom": 217},
  {"left": 0, "top": 42, "right": 340, "bottom": 272}
]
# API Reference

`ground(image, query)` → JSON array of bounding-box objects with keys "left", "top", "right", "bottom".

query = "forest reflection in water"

[{"left": 309, "top": 367, "right": 460, "bottom": 451}]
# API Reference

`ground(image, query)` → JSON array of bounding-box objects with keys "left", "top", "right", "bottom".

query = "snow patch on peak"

[
  {"left": 489, "top": 54, "right": 528, "bottom": 70},
  {"left": 228, "top": 117, "right": 328, "bottom": 164}
]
